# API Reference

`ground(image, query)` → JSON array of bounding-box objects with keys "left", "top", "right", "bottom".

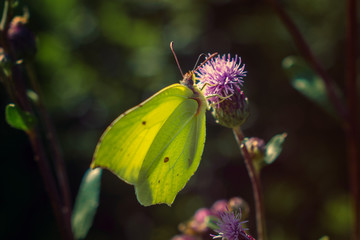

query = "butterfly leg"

[
  {"left": 206, "top": 93, "right": 234, "bottom": 108},
  {"left": 199, "top": 82, "right": 216, "bottom": 91}
]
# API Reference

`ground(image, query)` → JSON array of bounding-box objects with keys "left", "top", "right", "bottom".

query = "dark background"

[{"left": 0, "top": 0, "right": 355, "bottom": 239}]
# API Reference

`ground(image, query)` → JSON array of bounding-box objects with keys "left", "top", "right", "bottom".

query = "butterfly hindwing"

[{"left": 135, "top": 97, "right": 206, "bottom": 206}]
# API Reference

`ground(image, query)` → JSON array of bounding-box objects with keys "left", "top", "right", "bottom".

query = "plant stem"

[
  {"left": 28, "top": 129, "right": 74, "bottom": 239},
  {"left": 0, "top": 0, "right": 11, "bottom": 34},
  {"left": 26, "top": 62, "right": 73, "bottom": 219},
  {"left": 233, "top": 126, "right": 267, "bottom": 240},
  {"left": 345, "top": 0, "right": 359, "bottom": 239},
  {"left": 265, "top": 0, "right": 347, "bottom": 120}
]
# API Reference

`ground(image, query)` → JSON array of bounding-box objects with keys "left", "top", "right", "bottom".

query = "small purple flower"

[
  {"left": 196, "top": 54, "right": 249, "bottom": 128},
  {"left": 211, "top": 210, "right": 255, "bottom": 240},
  {"left": 196, "top": 54, "right": 246, "bottom": 101}
]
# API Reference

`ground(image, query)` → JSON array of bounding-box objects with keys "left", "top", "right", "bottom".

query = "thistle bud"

[
  {"left": 244, "top": 137, "right": 266, "bottom": 162},
  {"left": 196, "top": 54, "right": 249, "bottom": 128},
  {"left": 193, "top": 208, "right": 212, "bottom": 224},
  {"left": 244, "top": 137, "right": 266, "bottom": 173},
  {"left": 7, "top": 16, "right": 36, "bottom": 60},
  {"left": 228, "top": 197, "right": 250, "bottom": 219},
  {"left": 210, "top": 199, "right": 228, "bottom": 217},
  {"left": 212, "top": 89, "right": 249, "bottom": 128}
]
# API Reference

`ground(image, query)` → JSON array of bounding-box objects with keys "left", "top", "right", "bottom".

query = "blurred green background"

[{"left": 0, "top": 0, "right": 353, "bottom": 239}]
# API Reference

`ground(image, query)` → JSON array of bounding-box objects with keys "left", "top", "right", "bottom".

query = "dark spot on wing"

[
  {"left": 164, "top": 157, "right": 169, "bottom": 163},
  {"left": 176, "top": 173, "right": 179, "bottom": 176},
  {"left": 142, "top": 121, "right": 146, "bottom": 125},
  {"left": 158, "top": 180, "right": 161, "bottom": 183}
]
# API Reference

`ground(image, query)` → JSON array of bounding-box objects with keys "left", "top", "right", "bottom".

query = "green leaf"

[
  {"left": 264, "top": 133, "right": 287, "bottom": 164},
  {"left": 71, "top": 168, "right": 102, "bottom": 240},
  {"left": 318, "top": 236, "right": 330, "bottom": 240},
  {"left": 282, "top": 56, "right": 337, "bottom": 117},
  {"left": 5, "top": 103, "right": 35, "bottom": 131}
]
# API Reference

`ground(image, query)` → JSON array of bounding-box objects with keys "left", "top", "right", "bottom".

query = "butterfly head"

[
  {"left": 180, "top": 71, "right": 195, "bottom": 88},
  {"left": 179, "top": 52, "right": 218, "bottom": 90}
]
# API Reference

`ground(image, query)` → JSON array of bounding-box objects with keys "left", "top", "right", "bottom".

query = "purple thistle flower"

[
  {"left": 196, "top": 54, "right": 246, "bottom": 100},
  {"left": 196, "top": 54, "right": 249, "bottom": 128},
  {"left": 211, "top": 210, "right": 255, "bottom": 240}
]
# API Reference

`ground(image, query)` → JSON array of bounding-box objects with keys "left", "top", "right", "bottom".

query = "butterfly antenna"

[
  {"left": 170, "top": 41, "right": 184, "bottom": 77},
  {"left": 194, "top": 52, "right": 218, "bottom": 72},
  {"left": 192, "top": 53, "right": 206, "bottom": 70}
]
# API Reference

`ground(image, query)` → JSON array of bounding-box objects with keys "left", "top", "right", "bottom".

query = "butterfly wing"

[
  {"left": 135, "top": 96, "right": 206, "bottom": 206},
  {"left": 91, "top": 83, "right": 206, "bottom": 205}
]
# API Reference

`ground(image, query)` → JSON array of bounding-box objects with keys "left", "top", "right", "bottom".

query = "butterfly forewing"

[{"left": 91, "top": 84, "right": 195, "bottom": 184}]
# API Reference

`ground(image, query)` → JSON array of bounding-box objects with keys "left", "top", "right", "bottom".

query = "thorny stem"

[
  {"left": 233, "top": 126, "right": 267, "bottom": 240},
  {"left": 345, "top": 0, "right": 359, "bottom": 239}
]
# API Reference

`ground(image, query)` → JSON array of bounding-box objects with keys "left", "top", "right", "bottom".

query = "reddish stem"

[
  {"left": 233, "top": 127, "right": 267, "bottom": 240},
  {"left": 26, "top": 62, "right": 73, "bottom": 221},
  {"left": 28, "top": 129, "right": 74, "bottom": 239}
]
